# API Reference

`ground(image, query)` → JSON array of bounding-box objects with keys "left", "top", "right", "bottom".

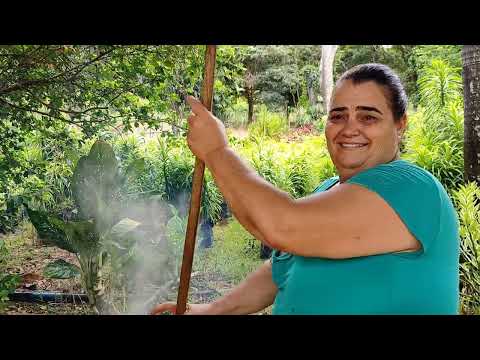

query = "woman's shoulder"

[{"left": 349, "top": 159, "right": 443, "bottom": 191}]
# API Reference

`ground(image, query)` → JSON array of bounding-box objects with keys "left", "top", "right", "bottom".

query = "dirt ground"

[{"left": 1, "top": 230, "right": 271, "bottom": 315}]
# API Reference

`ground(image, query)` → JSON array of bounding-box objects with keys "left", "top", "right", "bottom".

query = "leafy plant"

[
  {"left": 196, "top": 219, "right": 263, "bottom": 284},
  {"left": 248, "top": 106, "right": 289, "bottom": 139},
  {"left": 0, "top": 238, "right": 21, "bottom": 303},
  {"left": 118, "top": 133, "right": 224, "bottom": 226},
  {"left": 0, "top": 274, "right": 21, "bottom": 303},
  {"left": 26, "top": 140, "right": 145, "bottom": 312},
  {"left": 403, "top": 59, "right": 464, "bottom": 191},
  {"left": 418, "top": 59, "right": 463, "bottom": 121},
  {"left": 0, "top": 194, "right": 23, "bottom": 234},
  {"left": 43, "top": 259, "right": 81, "bottom": 279},
  {"left": 165, "top": 205, "right": 190, "bottom": 277},
  {"left": 451, "top": 183, "right": 480, "bottom": 315}
]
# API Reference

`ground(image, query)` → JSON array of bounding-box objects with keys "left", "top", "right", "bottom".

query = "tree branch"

[
  {"left": 0, "top": 47, "right": 116, "bottom": 95},
  {"left": 0, "top": 98, "right": 110, "bottom": 127},
  {"left": 24, "top": 90, "right": 109, "bottom": 115}
]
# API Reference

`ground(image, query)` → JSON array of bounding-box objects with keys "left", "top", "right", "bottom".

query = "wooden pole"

[{"left": 176, "top": 45, "right": 217, "bottom": 315}]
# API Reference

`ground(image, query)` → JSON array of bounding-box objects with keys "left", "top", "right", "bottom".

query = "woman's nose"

[{"left": 340, "top": 117, "right": 360, "bottom": 136}]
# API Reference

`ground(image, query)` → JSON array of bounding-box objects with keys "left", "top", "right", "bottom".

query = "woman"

[{"left": 151, "top": 63, "right": 459, "bottom": 315}]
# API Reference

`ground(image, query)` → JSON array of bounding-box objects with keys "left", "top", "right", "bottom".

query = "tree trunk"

[
  {"left": 319, "top": 45, "right": 338, "bottom": 113},
  {"left": 307, "top": 76, "right": 316, "bottom": 106},
  {"left": 245, "top": 71, "right": 255, "bottom": 124},
  {"left": 247, "top": 93, "right": 254, "bottom": 124},
  {"left": 462, "top": 45, "right": 480, "bottom": 184}
]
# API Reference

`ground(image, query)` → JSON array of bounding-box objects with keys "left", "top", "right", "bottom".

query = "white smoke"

[{"left": 101, "top": 191, "right": 200, "bottom": 315}]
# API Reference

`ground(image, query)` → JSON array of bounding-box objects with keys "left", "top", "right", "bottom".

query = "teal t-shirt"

[{"left": 271, "top": 159, "right": 459, "bottom": 315}]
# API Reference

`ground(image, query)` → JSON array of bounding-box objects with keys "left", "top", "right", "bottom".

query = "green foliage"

[
  {"left": 26, "top": 207, "right": 77, "bottom": 253},
  {"left": 334, "top": 45, "right": 462, "bottom": 107},
  {"left": 224, "top": 97, "right": 249, "bottom": 128},
  {"left": 403, "top": 60, "right": 464, "bottom": 191},
  {"left": 235, "top": 134, "right": 334, "bottom": 198},
  {"left": 248, "top": 106, "right": 288, "bottom": 139},
  {"left": 26, "top": 205, "right": 103, "bottom": 305},
  {"left": 0, "top": 238, "right": 7, "bottom": 266},
  {"left": 213, "top": 46, "right": 248, "bottom": 119},
  {"left": 0, "top": 238, "right": 21, "bottom": 303},
  {"left": 288, "top": 105, "right": 322, "bottom": 128},
  {"left": 0, "top": 124, "right": 83, "bottom": 233},
  {"left": 26, "top": 140, "right": 146, "bottom": 309},
  {"left": 0, "top": 194, "right": 23, "bottom": 234},
  {"left": 335, "top": 45, "right": 395, "bottom": 79},
  {"left": 0, "top": 274, "right": 21, "bottom": 303},
  {"left": 116, "top": 133, "right": 223, "bottom": 224},
  {"left": 196, "top": 219, "right": 264, "bottom": 284},
  {"left": 418, "top": 59, "right": 463, "bottom": 120},
  {"left": 403, "top": 109, "right": 464, "bottom": 191},
  {"left": 100, "top": 217, "right": 148, "bottom": 312},
  {"left": 72, "top": 140, "right": 122, "bottom": 233},
  {"left": 243, "top": 45, "right": 321, "bottom": 115},
  {"left": 413, "top": 45, "right": 462, "bottom": 71},
  {"left": 245, "top": 46, "right": 302, "bottom": 110},
  {"left": 451, "top": 183, "right": 480, "bottom": 315},
  {"left": 165, "top": 204, "right": 190, "bottom": 277},
  {"left": 43, "top": 259, "right": 81, "bottom": 279}
]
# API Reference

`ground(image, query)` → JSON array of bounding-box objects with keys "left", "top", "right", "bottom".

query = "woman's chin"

[{"left": 336, "top": 157, "right": 368, "bottom": 171}]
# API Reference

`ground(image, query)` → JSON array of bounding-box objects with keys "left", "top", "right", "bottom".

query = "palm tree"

[{"left": 462, "top": 45, "right": 480, "bottom": 183}]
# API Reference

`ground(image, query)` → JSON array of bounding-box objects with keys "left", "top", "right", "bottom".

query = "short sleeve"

[
  {"left": 270, "top": 176, "right": 340, "bottom": 288},
  {"left": 345, "top": 160, "right": 441, "bottom": 254},
  {"left": 271, "top": 250, "right": 294, "bottom": 289}
]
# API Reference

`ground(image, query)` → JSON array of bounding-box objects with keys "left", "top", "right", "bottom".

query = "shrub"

[
  {"left": 0, "top": 238, "right": 21, "bottom": 303},
  {"left": 248, "top": 106, "right": 288, "bottom": 139},
  {"left": 451, "top": 183, "right": 480, "bottom": 315},
  {"left": 403, "top": 86, "right": 464, "bottom": 192},
  {"left": 196, "top": 219, "right": 264, "bottom": 284}
]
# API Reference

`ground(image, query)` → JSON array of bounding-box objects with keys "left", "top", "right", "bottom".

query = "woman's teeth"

[{"left": 340, "top": 143, "right": 367, "bottom": 148}]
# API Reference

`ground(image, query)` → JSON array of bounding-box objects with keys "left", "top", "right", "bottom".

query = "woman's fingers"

[
  {"left": 186, "top": 96, "right": 207, "bottom": 115},
  {"left": 150, "top": 302, "right": 177, "bottom": 315}
]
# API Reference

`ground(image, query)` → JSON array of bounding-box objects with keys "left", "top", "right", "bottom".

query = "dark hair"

[{"left": 336, "top": 63, "right": 408, "bottom": 121}]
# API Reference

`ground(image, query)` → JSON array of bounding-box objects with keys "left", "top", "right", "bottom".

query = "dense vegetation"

[{"left": 1, "top": 45, "right": 479, "bottom": 315}]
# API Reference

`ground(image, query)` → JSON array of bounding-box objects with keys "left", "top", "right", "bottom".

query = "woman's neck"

[{"left": 338, "top": 153, "right": 400, "bottom": 183}]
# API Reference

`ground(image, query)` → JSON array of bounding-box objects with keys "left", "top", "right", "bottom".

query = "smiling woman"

[{"left": 151, "top": 63, "right": 460, "bottom": 316}]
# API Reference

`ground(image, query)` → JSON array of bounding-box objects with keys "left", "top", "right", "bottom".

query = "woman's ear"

[{"left": 396, "top": 114, "right": 408, "bottom": 138}]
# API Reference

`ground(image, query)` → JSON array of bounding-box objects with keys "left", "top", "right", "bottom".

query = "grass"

[
  {"left": 194, "top": 219, "right": 264, "bottom": 285},
  {"left": 191, "top": 218, "right": 272, "bottom": 314}
]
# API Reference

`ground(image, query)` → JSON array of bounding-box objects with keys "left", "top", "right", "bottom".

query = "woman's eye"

[
  {"left": 363, "top": 115, "right": 377, "bottom": 122},
  {"left": 329, "top": 114, "right": 344, "bottom": 122}
]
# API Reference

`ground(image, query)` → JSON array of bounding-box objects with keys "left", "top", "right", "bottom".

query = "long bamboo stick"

[{"left": 176, "top": 45, "right": 217, "bottom": 315}]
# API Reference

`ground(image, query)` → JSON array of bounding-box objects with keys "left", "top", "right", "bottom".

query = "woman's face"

[{"left": 325, "top": 80, "right": 407, "bottom": 180}]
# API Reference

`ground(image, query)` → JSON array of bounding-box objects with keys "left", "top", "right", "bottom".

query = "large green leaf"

[
  {"left": 110, "top": 218, "right": 141, "bottom": 239},
  {"left": 56, "top": 220, "right": 102, "bottom": 258},
  {"left": 104, "top": 218, "right": 141, "bottom": 262},
  {"left": 26, "top": 207, "right": 76, "bottom": 253},
  {"left": 43, "top": 259, "right": 81, "bottom": 279},
  {"left": 71, "top": 140, "right": 120, "bottom": 230}
]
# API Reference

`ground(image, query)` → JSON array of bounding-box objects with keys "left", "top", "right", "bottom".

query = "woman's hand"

[
  {"left": 150, "top": 302, "right": 218, "bottom": 315},
  {"left": 186, "top": 96, "right": 228, "bottom": 163}
]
